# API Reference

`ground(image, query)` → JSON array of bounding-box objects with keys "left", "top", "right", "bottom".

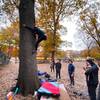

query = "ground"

[{"left": 0, "top": 59, "right": 100, "bottom": 100}]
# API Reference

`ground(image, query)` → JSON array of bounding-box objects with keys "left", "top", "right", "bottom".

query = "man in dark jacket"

[
  {"left": 68, "top": 59, "right": 75, "bottom": 86},
  {"left": 84, "top": 59, "right": 99, "bottom": 100},
  {"left": 55, "top": 59, "right": 62, "bottom": 79},
  {"left": 97, "top": 59, "right": 100, "bottom": 100}
]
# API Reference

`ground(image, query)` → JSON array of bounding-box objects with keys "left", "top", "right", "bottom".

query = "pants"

[
  {"left": 88, "top": 85, "right": 97, "bottom": 100},
  {"left": 56, "top": 70, "right": 61, "bottom": 79},
  {"left": 97, "top": 84, "right": 100, "bottom": 100},
  {"left": 50, "top": 65, "right": 55, "bottom": 72},
  {"left": 35, "top": 35, "right": 47, "bottom": 50},
  {"left": 69, "top": 73, "right": 74, "bottom": 85}
]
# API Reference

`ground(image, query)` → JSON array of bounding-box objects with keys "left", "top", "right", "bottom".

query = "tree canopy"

[{"left": 79, "top": 0, "right": 100, "bottom": 48}]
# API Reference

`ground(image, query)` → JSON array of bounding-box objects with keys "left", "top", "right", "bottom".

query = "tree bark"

[
  {"left": 17, "top": 0, "right": 40, "bottom": 96},
  {"left": 51, "top": 0, "right": 56, "bottom": 62}
]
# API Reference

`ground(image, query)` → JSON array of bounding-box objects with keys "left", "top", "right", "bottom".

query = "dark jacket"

[
  {"left": 55, "top": 62, "right": 61, "bottom": 71},
  {"left": 85, "top": 64, "right": 99, "bottom": 86},
  {"left": 68, "top": 64, "right": 75, "bottom": 74}
]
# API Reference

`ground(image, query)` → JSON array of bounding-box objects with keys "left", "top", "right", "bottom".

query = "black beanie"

[{"left": 86, "top": 59, "right": 94, "bottom": 66}]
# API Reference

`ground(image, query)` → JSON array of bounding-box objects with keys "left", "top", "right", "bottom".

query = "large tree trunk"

[
  {"left": 51, "top": 51, "right": 55, "bottom": 61},
  {"left": 51, "top": 31, "right": 56, "bottom": 62},
  {"left": 17, "top": 0, "right": 40, "bottom": 96},
  {"left": 51, "top": 0, "right": 56, "bottom": 62}
]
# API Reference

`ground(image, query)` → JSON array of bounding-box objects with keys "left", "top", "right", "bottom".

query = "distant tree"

[
  {"left": 79, "top": 1, "right": 100, "bottom": 48},
  {"left": 2, "top": 0, "right": 19, "bottom": 22},
  {"left": 0, "top": 20, "right": 19, "bottom": 57},
  {"left": 80, "top": 46, "right": 100, "bottom": 59},
  {"left": 36, "top": 0, "right": 78, "bottom": 61},
  {"left": 77, "top": 31, "right": 95, "bottom": 57},
  {"left": 90, "top": 47, "right": 100, "bottom": 59},
  {"left": 56, "top": 50, "right": 66, "bottom": 59},
  {"left": 41, "top": 30, "right": 62, "bottom": 60}
]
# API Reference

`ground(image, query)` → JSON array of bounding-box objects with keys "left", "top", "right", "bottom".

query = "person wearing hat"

[{"left": 83, "top": 59, "right": 99, "bottom": 100}]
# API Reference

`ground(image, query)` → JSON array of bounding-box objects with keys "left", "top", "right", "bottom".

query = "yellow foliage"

[
  {"left": 12, "top": 47, "right": 19, "bottom": 57},
  {"left": 91, "top": 17, "right": 97, "bottom": 25},
  {"left": 80, "top": 47, "right": 100, "bottom": 59},
  {"left": 80, "top": 15, "right": 85, "bottom": 20}
]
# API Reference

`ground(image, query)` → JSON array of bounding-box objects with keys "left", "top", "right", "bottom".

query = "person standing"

[
  {"left": 96, "top": 59, "right": 100, "bottom": 100},
  {"left": 55, "top": 59, "right": 62, "bottom": 79},
  {"left": 84, "top": 59, "right": 99, "bottom": 100},
  {"left": 50, "top": 60, "right": 55, "bottom": 72},
  {"left": 68, "top": 59, "right": 75, "bottom": 86}
]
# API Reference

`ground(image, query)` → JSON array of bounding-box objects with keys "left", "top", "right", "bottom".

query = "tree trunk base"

[{"left": 11, "top": 80, "right": 40, "bottom": 96}]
